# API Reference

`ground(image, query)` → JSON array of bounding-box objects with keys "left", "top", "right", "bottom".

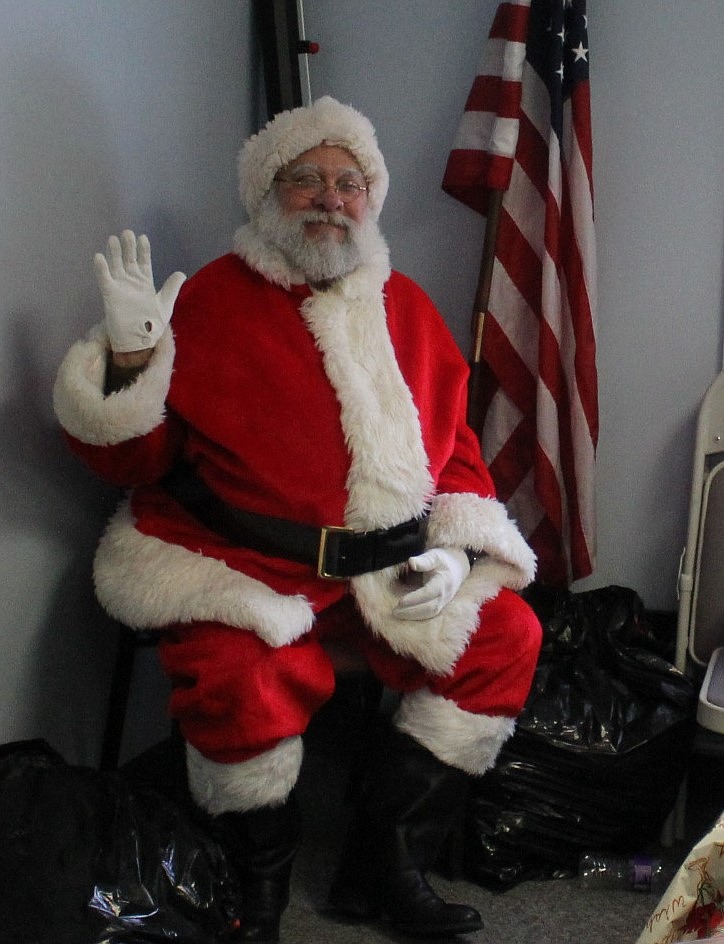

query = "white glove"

[
  {"left": 94, "top": 229, "right": 186, "bottom": 353},
  {"left": 393, "top": 547, "right": 471, "bottom": 621}
]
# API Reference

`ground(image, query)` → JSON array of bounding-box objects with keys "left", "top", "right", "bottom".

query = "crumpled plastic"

[
  {"left": 464, "top": 585, "right": 698, "bottom": 890},
  {"left": 0, "top": 739, "right": 237, "bottom": 943}
]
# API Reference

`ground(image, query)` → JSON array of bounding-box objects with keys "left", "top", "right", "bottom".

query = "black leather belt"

[{"left": 160, "top": 462, "right": 429, "bottom": 580}]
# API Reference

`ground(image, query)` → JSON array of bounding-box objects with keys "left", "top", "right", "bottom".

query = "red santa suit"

[
  {"left": 54, "top": 218, "right": 541, "bottom": 811},
  {"left": 54, "top": 92, "right": 541, "bottom": 813}
]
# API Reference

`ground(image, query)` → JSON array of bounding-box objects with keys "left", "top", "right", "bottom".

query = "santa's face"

[
  {"left": 256, "top": 145, "right": 378, "bottom": 283},
  {"left": 275, "top": 145, "right": 369, "bottom": 236}
]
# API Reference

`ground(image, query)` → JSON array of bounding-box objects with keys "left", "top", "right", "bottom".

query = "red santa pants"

[{"left": 157, "top": 588, "right": 541, "bottom": 765}]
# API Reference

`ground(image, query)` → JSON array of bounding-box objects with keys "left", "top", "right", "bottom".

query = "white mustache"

[{"left": 297, "top": 210, "right": 352, "bottom": 230}]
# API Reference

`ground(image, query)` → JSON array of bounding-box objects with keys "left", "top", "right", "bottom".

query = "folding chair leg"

[{"left": 100, "top": 624, "right": 138, "bottom": 770}]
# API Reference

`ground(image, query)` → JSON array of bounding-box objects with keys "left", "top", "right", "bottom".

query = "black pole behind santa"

[{"left": 253, "top": 0, "right": 319, "bottom": 119}]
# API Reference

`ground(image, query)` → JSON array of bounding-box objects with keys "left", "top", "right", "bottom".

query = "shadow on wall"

[{"left": 0, "top": 311, "right": 121, "bottom": 766}]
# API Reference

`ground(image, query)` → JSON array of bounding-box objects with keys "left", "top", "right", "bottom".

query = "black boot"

[
  {"left": 209, "top": 793, "right": 300, "bottom": 943},
  {"left": 328, "top": 728, "right": 482, "bottom": 938}
]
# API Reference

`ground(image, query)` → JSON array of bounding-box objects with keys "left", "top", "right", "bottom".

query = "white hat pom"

[{"left": 238, "top": 96, "right": 389, "bottom": 221}]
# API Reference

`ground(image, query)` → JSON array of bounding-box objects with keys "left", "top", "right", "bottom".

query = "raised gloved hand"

[
  {"left": 393, "top": 547, "right": 471, "bottom": 621},
  {"left": 94, "top": 229, "right": 186, "bottom": 353}
]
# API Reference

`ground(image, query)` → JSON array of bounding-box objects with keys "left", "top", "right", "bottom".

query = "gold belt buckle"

[{"left": 317, "top": 524, "right": 355, "bottom": 580}]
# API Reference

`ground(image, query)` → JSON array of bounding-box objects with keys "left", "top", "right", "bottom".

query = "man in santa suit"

[{"left": 54, "top": 97, "right": 542, "bottom": 942}]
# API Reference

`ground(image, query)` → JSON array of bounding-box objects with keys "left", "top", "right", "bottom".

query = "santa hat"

[{"left": 238, "top": 96, "right": 389, "bottom": 221}]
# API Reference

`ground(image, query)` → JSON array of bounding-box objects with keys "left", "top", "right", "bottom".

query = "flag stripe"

[
  {"left": 442, "top": 3, "right": 530, "bottom": 209},
  {"left": 492, "top": 210, "right": 543, "bottom": 343},
  {"left": 484, "top": 312, "right": 538, "bottom": 418},
  {"left": 489, "top": 0, "right": 532, "bottom": 43},
  {"left": 464, "top": 76, "right": 525, "bottom": 123},
  {"left": 491, "top": 415, "right": 536, "bottom": 500},
  {"left": 514, "top": 109, "right": 549, "bottom": 200}
]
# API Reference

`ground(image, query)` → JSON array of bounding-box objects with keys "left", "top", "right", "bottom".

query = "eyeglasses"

[{"left": 274, "top": 173, "right": 368, "bottom": 204}]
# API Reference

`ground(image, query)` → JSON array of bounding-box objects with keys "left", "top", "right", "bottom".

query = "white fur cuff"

[
  {"left": 94, "top": 499, "right": 315, "bottom": 648},
  {"left": 53, "top": 322, "right": 175, "bottom": 445},
  {"left": 428, "top": 492, "right": 536, "bottom": 588},
  {"left": 394, "top": 688, "right": 516, "bottom": 776},
  {"left": 186, "top": 737, "right": 303, "bottom": 814}
]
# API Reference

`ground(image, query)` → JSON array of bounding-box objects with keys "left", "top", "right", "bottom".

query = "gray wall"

[{"left": 1, "top": 0, "right": 723, "bottom": 766}]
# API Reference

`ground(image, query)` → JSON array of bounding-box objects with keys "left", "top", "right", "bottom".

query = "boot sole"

[
  {"left": 390, "top": 916, "right": 484, "bottom": 938},
  {"left": 325, "top": 902, "right": 483, "bottom": 938}
]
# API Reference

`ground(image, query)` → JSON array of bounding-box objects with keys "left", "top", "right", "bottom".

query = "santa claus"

[{"left": 54, "top": 96, "right": 541, "bottom": 943}]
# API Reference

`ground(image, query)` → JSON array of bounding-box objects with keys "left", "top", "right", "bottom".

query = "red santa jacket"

[{"left": 54, "top": 226, "right": 535, "bottom": 675}]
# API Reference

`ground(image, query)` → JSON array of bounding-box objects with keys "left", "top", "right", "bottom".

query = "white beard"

[{"left": 254, "top": 190, "right": 382, "bottom": 284}]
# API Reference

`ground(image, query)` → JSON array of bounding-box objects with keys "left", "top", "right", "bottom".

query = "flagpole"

[{"left": 467, "top": 188, "right": 504, "bottom": 437}]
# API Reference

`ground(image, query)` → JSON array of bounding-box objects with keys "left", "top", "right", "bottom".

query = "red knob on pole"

[{"left": 298, "top": 39, "right": 320, "bottom": 55}]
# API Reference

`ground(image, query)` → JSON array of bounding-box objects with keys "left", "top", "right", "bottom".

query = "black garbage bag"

[
  {"left": 0, "top": 739, "right": 237, "bottom": 943},
  {"left": 464, "top": 585, "right": 697, "bottom": 890}
]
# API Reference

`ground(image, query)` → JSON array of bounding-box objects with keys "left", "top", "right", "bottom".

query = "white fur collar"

[{"left": 298, "top": 253, "right": 434, "bottom": 530}]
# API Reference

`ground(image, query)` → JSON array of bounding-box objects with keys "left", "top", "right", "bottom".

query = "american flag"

[{"left": 442, "top": 0, "right": 598, "bottom": 587}]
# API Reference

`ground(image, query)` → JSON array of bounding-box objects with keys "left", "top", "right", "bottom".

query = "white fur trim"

[
  {"left": 351, "top": 557, "right": 517, "bottom": 676},
  {"left": 299, "top": 252, "right": 433, "bottom": 530},
  {"left": 428, "top": 492, "right": 537, "bottom": 587},
  {"left": 239, "top": 96, "right": 389, "bottom": 221},
  {"left": 53, "top": 323, "right": 174, "bottom": 445},
  {"left": 351, "top": 493, "right": 536, "bottom": 674},
  {"left": 93, "top": 499, "right": 315, "bottom": 648},
  {"left": 186, "top": 737, "right": 303, "bottom": 814},
  {"left": 394, "top": 689, "right": 516, "bottom": 776}
]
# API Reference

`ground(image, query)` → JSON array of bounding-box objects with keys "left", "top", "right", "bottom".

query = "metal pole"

[
  {"left": 467, "top": 189, "right": 504, "bottom": 436},
  {"left": 296, "top": 0, "right": 312, "bottom": 106}
]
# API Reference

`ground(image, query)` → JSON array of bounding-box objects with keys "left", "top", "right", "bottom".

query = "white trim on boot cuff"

[
  {"left": 393, "top": 688, "right": 515, "bottom": 777},
  {"left": 186, "top": 736, "right": 303, "bottom": 815}
]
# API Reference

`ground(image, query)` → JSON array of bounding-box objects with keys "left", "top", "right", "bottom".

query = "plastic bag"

[
  {"left": 464, "top": 585, "right": 698, "bottom": 890},
  {"left": 0, "top": 739, "right": 236, "bottom": 943}
]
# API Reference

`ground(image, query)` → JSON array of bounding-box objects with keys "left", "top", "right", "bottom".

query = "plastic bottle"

[{"left": 578, "top": 853, "right": 674, "bottom": 893}]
